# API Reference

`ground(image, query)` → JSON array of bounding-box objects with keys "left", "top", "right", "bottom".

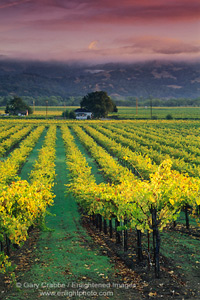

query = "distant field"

[
  {"left": 0, "top": 106, "right": 200, "bottom": 119},
  {"left": 110, "top": 106, "right": 200, "bottom": 119},
  {"left": 0, "top": 106, "right": 78, "bottom": 117}
]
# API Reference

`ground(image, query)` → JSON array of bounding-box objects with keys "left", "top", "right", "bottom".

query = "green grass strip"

[
  {"left": 20, "top": 128, "right": 47, "bottom": 180},
  {"left": 69, "top": 127, "right": 104, "bottom": 185},
  {"left": 5, "top": 127, "right": 117, "bottom": 300}
]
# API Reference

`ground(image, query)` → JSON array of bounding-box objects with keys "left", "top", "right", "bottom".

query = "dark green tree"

[
  {"left": 62, "top": 109, "right": 69, "bottom": 118},
  {"left": 80, "top": 91, "right": 117, "bottom": 118},
  {"left": 5, "top": 96, "right": 33, "bottom": 115},
  {"left": 69, "top": 110, "right": 76, "bottom": 119},
  {"left": 62, "top": 109, "right": 76, "bottom": 119}
]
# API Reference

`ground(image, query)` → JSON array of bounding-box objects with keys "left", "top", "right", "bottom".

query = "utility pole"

[
  {"left": 64, "top": 102, "right": 66, "bottom": 119},
  {"left": 136, "top": 97, "right": 138, "bottom": 116},
  {"left": 46, "top": 100, "right": 48, "bottom": 118},
  {"left": 33, "top": 100, "right": 35, "bottom": 113},
  {"left": 150, "top": 96, "right": 153, "bottom": 119}
]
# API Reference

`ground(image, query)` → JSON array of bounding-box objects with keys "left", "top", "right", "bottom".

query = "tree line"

[
  {"left": 1, "top": 95, "right": 200, "bottom": 108},
  {"left": 3, "top": 92, "right": 117, "bottom": 118}
]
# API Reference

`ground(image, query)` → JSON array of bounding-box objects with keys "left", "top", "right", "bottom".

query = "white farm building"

[{"left": 74, "top": 108, "right": 93, "bottom": 120}]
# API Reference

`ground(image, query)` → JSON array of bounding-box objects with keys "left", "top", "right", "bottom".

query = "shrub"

[
  {"left": 166, "top": 114, "right": 173, "bottom": 120},
  {"left": 69, "top": 111, "right": 76, "bottom": 119},
  {"left": 62, "top": 110, "right": 69, "bottom": 118}
]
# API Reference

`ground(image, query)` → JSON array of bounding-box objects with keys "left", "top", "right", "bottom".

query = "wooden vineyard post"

[
  {"left": 115, "top": 219, "right": 121, "bottom": 244},
  {"left": 99, "top": 214, "right": 102, "bottom": 232},
  {"left": 103, "top": 218, "right": 107, "bottom": 235},
  {"left": 0, "top": 241, "right": 3, "bottom": 252},
  {"left": 124, "top": 219, "right": 128, "bottom": 252},
  {"left": 137, "top": 230, "right": 143, "bottom": 261},
  {"left": 151, "top": 207, "right": 161, "bottom": 278},
  {"left": 185, "top": 206, "right": 190, "bottom": 230},
  {"left": 92, "top": 214, "right": 95, "bottom": 225},
  {"left": 89, "top": 215, "right": 92, "bottom": 223},
  {"left": 147, "top": 230, "right": 151, "bottom": 269},
  {"left": 95, "top": 214, "right": 99, "bottom": 229},
  {"left": 109, "top": 220, "right": 113, "bottom": 238},
  {"left": 92, "top": 214, "right": 95, "bottom": 226}
]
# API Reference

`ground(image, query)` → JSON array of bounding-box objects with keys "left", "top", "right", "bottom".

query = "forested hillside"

[{"left": 0, "top": 60, "right": 200, "bottom": 106}]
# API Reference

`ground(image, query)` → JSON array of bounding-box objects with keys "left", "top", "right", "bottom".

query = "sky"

[{"left": 0, "top": 0, "right": 200, "bottom": 63}]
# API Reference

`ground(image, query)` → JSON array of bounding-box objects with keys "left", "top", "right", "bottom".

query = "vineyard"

[{"left": 0, "top": 119, "right": 200, "bottom": 299}]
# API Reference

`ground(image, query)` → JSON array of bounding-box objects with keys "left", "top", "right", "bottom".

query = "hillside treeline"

[{"left": 1, "top": 95, "right": 200, "bottom": 107}]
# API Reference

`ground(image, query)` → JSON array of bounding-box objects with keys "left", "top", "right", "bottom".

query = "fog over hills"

[{"left": 0, "top": 60, "right": 200, "bottom": 102}]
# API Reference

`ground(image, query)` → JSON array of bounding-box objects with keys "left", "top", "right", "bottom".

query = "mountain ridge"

[{"left": 0, "top": 60, "right": 200, "bottom": 101}]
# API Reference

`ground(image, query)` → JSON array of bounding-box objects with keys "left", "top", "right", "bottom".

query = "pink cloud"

[
  {"left": 1, "top": 0, "right": 200, "bottom": 24},
  {"left": 117, "top": 36, "right": 200, "bottom": 55},
  {"left": 0, "top": 0, "right": 200, "bottom": 62},
  {"left": 74, "top": 36, "right": 200, "bottom": 63},
  {"left": 0, "top": 0, "right": 31, "bottom": 10}
]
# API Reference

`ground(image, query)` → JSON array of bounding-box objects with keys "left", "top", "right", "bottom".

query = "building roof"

[{"left": 75, "top": 108, "right": 92, "bottom": 113}]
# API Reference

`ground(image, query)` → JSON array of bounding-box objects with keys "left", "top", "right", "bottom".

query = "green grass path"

[
  {"left": 20, "top": 127, "right": 47, "bottom": 180},
  {"left": 5, "top": 127, "right": 142, "bottom": 300},
  {"left": 69, "top": 127, "right": 105, "bottom": 185}
]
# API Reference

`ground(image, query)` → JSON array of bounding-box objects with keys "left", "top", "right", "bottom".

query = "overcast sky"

[{"left": 0, "top": 0, "right": 200, "bottom": 63}]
